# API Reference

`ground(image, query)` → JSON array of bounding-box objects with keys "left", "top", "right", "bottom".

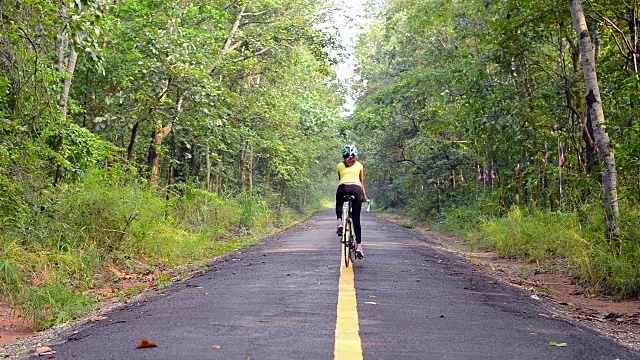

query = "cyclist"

[{"left": 336, "top": 144, "right": 368, "bottom": 258}]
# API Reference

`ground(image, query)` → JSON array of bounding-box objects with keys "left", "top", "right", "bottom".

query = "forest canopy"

[
  {"left": 349, "top": 0, "right": 640, "bottom": 298},
  {"left": 0, "top": 0, "right": 344, "bottom": 328}
]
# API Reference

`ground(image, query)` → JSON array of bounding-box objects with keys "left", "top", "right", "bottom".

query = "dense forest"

[
  {"left": 4, "top": 0, "right": 640, "bottom": 332},
  {"left": 0, "top": 0, "right": 344, "bottom": 328},
  {"left": 349, "top": 0, "right": 640, "bottom": 299}
]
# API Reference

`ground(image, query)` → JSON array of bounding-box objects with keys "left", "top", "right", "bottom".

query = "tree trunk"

[
  {"left": 216, "top": 161, "right": 221, "bottom": 195},
  {"left": 569, "top": 0, "right": 621, "bottom": 239},
  {"left": 248, "top": 144, "right": 254, "bottom": 193},
  {"left": 148, "top": 120, "right": 173, "bottom": 187},
  {"left": 206, "top": 149, "right": 212, "bottom": 192},
  {"left": 58, "top": 33, "right": 80, "bottom": 118},
  {"left": 628, "top": 8, "right": 640, "bottom": 76},
  {"left": 57, "top": 30, "right": 67, "bottom": 75},
  {"left": 148, "top": 95, "right": 182, "bottom": 187},
  {"left": 240, "top": 141, "right": 246, "bottom": 190},
  {"left": 627, "top": 8, "right": 640, "bottom": 126},
  {"left": 210, "top": 6, "right": 246, "bottom": 77},
  {"left": 566, "top": 27, "right": 597, "bottom": 174},
  {"left": 127, "top": 121, "right": 140, "bottom": 162},
  {"left": 127, "top": 77, "right": 172, "bottom": 161}
]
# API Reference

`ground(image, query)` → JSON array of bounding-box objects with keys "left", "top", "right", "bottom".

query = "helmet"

[{"left": 341, "top": 145, "right": 358, "bottom": 157}]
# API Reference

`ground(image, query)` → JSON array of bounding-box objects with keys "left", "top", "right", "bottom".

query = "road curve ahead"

[{"left": 22, "top": 210, "right": 640, "bottom": 359}]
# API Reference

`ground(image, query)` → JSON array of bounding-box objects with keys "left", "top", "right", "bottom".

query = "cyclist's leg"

[
  {"left": 336, "top": 184, "right": 346, "bottom": 219},
  {"left": 352, "top": 197, "right": 363, "bottom": 244},
  {"left": 335, "top": 185, "right": 346, "bottom": 235},
  {"left": 344, "top": 185, "right": 364, "bottom": 244}
]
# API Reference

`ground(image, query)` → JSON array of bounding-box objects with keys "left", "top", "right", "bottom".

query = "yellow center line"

[{"left": 334, "top": 246, "right": 363, "bottom": 360}]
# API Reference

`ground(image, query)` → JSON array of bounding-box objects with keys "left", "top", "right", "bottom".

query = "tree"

[{"left": 569, "top": 0, "right": 621, "bottom": 238}]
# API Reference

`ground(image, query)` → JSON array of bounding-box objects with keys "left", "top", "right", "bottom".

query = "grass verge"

[
  {"left": 431, "top": 204, "right": 640, "bottom": 299},
  {"left": 0, "top": 168, "right": 312, "bottom": 330}
]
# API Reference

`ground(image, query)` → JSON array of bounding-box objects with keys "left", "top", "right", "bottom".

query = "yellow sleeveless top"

[{"left": 337, "top": 161, "right": 363, "bottom": 186}]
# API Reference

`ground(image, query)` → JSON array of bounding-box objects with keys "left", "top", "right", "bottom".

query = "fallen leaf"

[
  {"left": 108, "top": 265, "right": 125, "bottom": 278},
  {"left": 90, "top": 316, "right": 107, "bottom": 322},
  {"left": 605, "top": 312, "right": 621, "bottom": 319},
  {"left": 212, "top": 345, "right": 221, "bottom": 349},
  {"left": 549, "top": 342, "right": 567, "bottom": 347},
  {"left": 538, "top": 314, "right": 549, "bottom": 318},
  {"left": 137, "top": 340, "right": 157, "bottom": 349},
  {"left": 439, "top": 315, "right": 445, "bottom": 318},
  {"left": 35, "top": 347, "right": 56, "bottom": 356}
]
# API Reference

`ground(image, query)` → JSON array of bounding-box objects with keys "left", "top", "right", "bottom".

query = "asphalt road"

[{"left": 22, "top": 210, "right": 640, "bottom": 359}]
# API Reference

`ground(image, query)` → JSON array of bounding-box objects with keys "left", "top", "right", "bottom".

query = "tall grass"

[
  {"left": 440, "top": 204, "right": 640, "bottom": 299},
  {"left": 0, "top": 167, "right": 309, "bottom": 330},
  {"left": 464, "top": 207, "right": 591, "bottom": 263}
]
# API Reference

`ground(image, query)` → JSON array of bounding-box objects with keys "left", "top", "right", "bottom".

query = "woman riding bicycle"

[{"left": 336, "top": 145, "right": 368, "bottom": 258}]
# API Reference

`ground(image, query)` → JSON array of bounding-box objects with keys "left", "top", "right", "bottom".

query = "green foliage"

[
  {"left": 348, "top": 0, "right": 640, "bottom": 298},
  {"left": 465, "top": 207, "right": 591, "bottom": 263},
  {"left": 22, "top": 282, "right": 96, "bottom": 330},
  {"left": 53, "top": 124, "right": 118, "bottom": 180},
  {"left": 440, "top": 203, "right": 640, "bottom": 298},
  {"left": 0, "top": 165, "right": 313, "bottom": 329},
  {"left": 0, "top": 0, "right": 344, "bottom": 330},
  {"left": 588, "top": 248, "right": 640, "bottom": 299}
]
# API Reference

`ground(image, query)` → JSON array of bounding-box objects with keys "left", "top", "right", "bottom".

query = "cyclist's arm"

[{"left": 360, "top": 169, "right": 368, "bottom": 201}]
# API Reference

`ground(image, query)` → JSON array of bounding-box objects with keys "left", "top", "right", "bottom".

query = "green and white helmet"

[{"left": 341, "top": 144, "right": 358, "bottom": 157}]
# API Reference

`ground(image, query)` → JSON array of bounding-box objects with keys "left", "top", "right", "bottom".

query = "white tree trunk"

[
  {"left": 148, "top": 95, "right": 182, "bottom": 187},
  {"left": 206, "top": 149, "right": 212, "bottom": 192},
  {"left": 569, "top": 0, "right": 620, "bottom": 238},
  {"left": 59, "top": 36, "right": 79, "bottom": 118}
]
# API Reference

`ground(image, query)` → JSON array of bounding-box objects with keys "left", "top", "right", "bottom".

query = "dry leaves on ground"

[
  {"left": 136, "top": 340, "right": 157, "bottom": 349},
  {"left": 34, "top": 346, "right": 56, "bottom": 356}
]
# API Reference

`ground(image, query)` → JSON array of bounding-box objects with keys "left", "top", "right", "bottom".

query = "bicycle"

[
  {"left": 340, "top": 195, "right": 357, "bottom": 267},
  {"left": 340, "top": 196, "right": 370, "bottom": 267}
]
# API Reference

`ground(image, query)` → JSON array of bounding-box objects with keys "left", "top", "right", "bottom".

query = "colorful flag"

[
  {"left": 515, "top": 161, "right": 521, "bottom": 176},
  {"left": 558, "top": 139, "right": 565, "bottom": 167},
  {"left": 484, "top": 170, "right": 489, "bottom": 183},
  {"left": 476, "top": 165, "right": 482, "bottom": 182}
]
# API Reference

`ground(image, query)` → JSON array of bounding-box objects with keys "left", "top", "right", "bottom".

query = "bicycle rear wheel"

[
  {"left": 343, "top": 221, "right": 351, "bottom": 267},
  {"left": 348, "top": 219, "right": 356, "bottom": 264}
]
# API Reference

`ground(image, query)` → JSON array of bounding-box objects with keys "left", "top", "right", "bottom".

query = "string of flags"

[{"left": 448, "top": 138, "right": 569, "bottom": 187}]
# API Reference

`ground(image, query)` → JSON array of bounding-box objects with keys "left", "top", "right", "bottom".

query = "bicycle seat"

[{"left": 342, "top": 195, "right": 356, "bottom": 201}]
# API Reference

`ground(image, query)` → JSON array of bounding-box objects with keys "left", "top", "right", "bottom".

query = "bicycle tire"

[
  {"left": 343, "top": 221, "right": 351, "bottom": 267},
  {"left": 348, "top": 219, "right": 356, "bottom": 264}
]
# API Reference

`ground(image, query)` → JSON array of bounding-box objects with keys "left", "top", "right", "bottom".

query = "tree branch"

[
  {"left": 232, "top": 46, "right": 273, "bottom": 63},
  {"left": 589, "top": 10, "right": 634, "bottom": 53}
]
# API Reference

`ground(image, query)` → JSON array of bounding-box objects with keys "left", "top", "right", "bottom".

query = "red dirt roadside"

[
  {"left": 0, "top": 306, "right": 33, "bottom": 347},
  {"left": 380, "top": 214, "right": 640, "bottom": 351},
  {"left": 0, "top": 267, "right": 160, "bottom": 348}
]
